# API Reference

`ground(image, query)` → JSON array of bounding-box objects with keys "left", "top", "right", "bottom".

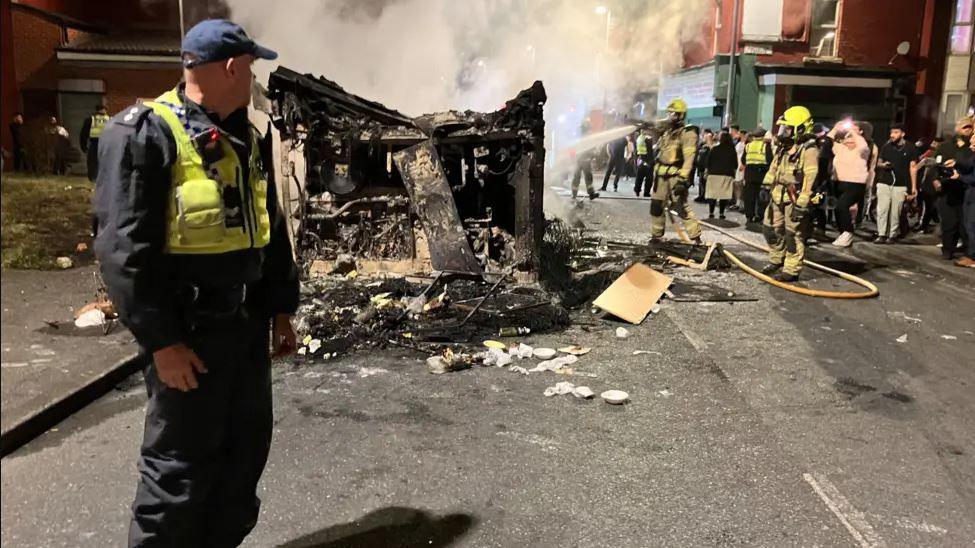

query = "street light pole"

[
  {"left": 595, "top": 6, "right": 611, "bottom": 110},
  {"left": 178, "top": 0, "right": 186, "bottom": 37},
  {"left": 724, "top": 0, "right": 741, "bottom": 126}
]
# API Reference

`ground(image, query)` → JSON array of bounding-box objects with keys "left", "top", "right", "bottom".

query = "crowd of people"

[{"left": 570, "top": 110, "right": 975, "bottom": 270}]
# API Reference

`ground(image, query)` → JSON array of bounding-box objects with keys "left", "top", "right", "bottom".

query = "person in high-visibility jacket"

[
  {"left": 741, "top": 130, "right": 772, "bottom": 223},
  {"left": 80, "top": 104, "right": 110, "bottom": 181},
  {"left": 93, "top": 19, "right": 298, "bottom": 547},
  {"left": 633, "top": 127, "right": 654, "bottom": 196},
  {"left": 650, "top": 98, "right": 702, "bottom": 243},
  {"left": 760, "top": 106, "right": 820, "bottom": 282}
]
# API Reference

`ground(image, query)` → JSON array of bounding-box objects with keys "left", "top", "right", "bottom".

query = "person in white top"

[{"left": 827, "top": 121, "right": 871, "bottom": 247}]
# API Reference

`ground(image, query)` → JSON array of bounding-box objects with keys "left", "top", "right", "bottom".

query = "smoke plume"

[{"left": 227, "top": 0, "right": 710, "bottom": 124}]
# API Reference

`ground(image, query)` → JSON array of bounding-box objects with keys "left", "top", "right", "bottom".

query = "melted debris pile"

[
  {"left": 294, "top": 274, "right": 569, "bottom": 358},
  {"left": 538, "top": 217, "right": 732, "bottom": 308}
]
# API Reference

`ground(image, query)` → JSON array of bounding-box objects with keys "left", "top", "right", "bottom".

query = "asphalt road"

[{"left": 2, "top": 183, "right": 973, "bottom": 547}]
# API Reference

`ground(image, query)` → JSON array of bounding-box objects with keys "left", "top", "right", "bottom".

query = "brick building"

[
  {"left": 1, "top": 0, "right": 227, "bottom": 172},
  {"left": 659, "top": 0, "right": 957, "bottom": 141}
]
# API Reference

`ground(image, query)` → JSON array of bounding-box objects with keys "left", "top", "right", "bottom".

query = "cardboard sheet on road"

[{"left": 593, "top": 263, "right": 672, "bottom": 324}]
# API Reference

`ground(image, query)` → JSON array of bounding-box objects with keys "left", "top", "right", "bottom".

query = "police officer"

[
  {"left": 80, "top": 104, "right": 110, "bottom": 181},
  {"left": 93, "top": 20, "right": 299, "bottom": 547},
  {"left": 741, "top": 130, "right": 772, "bottom": 223},
  {"left": 760, "top": 106, "right": 820, "bottom": 282},
  {"left": 650, "top": 98, "right": 702, "bottom": 243},
  {"left": 633, "top": 127, "right": 654, "bottom": 197}
]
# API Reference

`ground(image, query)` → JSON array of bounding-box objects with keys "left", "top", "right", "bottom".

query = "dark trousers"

[
  {"left": 937, "top": 193, "right": 969, "bottom": 259},
  {"left": 12, "top": 147, "right": 26, "bottom": 171},
  {"left": 129, "top": 306, "right": 273, "bottom": 548},
  {"left": 634, "top": 157, "right": 653, "bottom": 196},
  {"left": 696, "top": 171, "right": 707, "bottom": 200},
  {"left": 743, "top": 180, "right": 763, "bottom": 220},
  {"left": 965, "top": 187, "right": 975, "bottom": 258},
  {"left": 708, "top": 199, "right": 728, "bottom": 216},
  {"left": 601, "top": 155, "right": 625, "bottom": 190},
  {"left": 834, "top": 181, "right": 866, "bottom": 233},
  {"left": 86, "top": 139, "right": 99, "bottom": 181},
  {"left": 919, "top": 189, "right": 940, "bottom": 230}
]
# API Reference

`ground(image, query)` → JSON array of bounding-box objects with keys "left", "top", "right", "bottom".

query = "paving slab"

[{"left": 0, "top": 266, "right": 137, "bottom": 451}]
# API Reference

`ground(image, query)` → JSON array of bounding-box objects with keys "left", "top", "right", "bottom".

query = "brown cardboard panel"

[{"left": 592, "top": 263, "right": 673, "bottom": 324}]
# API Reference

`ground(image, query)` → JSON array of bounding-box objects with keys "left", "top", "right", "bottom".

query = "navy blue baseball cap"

[{"left": 181, "top": 19, "right": 277, "bottom": 68}]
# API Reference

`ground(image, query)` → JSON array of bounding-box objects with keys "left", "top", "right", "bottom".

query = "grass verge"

[{"left": 1, "top": 174, "right": 94, "bottom": 270}]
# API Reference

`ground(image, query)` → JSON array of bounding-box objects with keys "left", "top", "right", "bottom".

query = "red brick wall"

[
  {"left": 836, "top": 0, "right": 927, "bottom": 67},
  {"left": 16, "top": 0, "right": 178, "bottom": 31},
  {"left": 683, "top": 12, "right": 717, "bottom": 68},
  {"left": 689, "top": 0, "right": 930, "bottom": 69},
  {"left": 10, "top": 4, "right": 181, "bottom": 116},
  {"left": 11, "top": 8, "right": 62, "bottom": 86}
]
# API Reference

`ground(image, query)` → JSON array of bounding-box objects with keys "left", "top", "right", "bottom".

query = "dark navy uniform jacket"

[{"left": 93, "top": 86, "right": 299, "bottom": 353}]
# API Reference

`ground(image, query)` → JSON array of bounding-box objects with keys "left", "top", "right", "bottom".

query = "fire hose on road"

[{"left": 669, "top": 211, "right": 879, "bottom": 299}]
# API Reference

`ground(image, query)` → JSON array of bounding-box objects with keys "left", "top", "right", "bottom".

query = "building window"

[
  {"left": 809, "top": 0, "right": 839, "bottom": 56},
  {"left": 952, "top": 0, "right": 974, "bottom": 54}
]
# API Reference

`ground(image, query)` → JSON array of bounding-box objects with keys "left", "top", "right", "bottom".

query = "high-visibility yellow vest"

[
  {"left": 89, "top": 113, "right": 110, "bottom": 139},
  {"left": 744, "top": 140, "right": 768, "bottom": 166},
  {"left": 144, "top": 89, "right": 271, "bottom": 255},
  {"left": 636, "top": 134, "right": 648, "bottom": 155}
]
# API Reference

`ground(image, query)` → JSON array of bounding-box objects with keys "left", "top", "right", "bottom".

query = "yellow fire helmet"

[
  {"left": 775, "top": 105, "right": 814, "bottom": 137},
  {"left": 666, "top": 98, "right": 689, "bottom": 114}
]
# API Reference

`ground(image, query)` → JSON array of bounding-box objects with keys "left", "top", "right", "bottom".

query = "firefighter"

[
  {"left": 633, "top": 127, "right": 654, "bottom": 197},
  {"left": 80, "top": 104, "right": 110, "bottom": 181},
  {"left": 650, "top": 98, "right": 701, "bottom": 243},
  {"left": 571, "top": 118, "right": 600, "bottom": 200},
  {"left": 760, "top": 106, "right": 820, "bottom": 282},
  {"left": 93, "top": 19, "right": 298, "bottom": 547}
]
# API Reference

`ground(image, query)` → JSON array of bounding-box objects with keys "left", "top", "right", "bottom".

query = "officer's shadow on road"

[{"left": 274, "top": 506, "right": 476, "bottom": 548}]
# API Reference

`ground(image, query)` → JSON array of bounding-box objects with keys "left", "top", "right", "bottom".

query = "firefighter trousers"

[
  {"left": 762, "top": 185, "right": 807, "bottom": 275},
  {"left": 650, "top": 174, "right": 702, "bottom": 239}
]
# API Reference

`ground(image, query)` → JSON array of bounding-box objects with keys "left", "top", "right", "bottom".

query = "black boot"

[
  {"left": 774, "top": 271, "right": 799, "bottom": 282},
  {"left": 761, "top": 263, "right": 782, "bottom": 275}
]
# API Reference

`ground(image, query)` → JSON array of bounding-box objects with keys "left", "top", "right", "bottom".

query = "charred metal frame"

[{"left": 266, "top": 67, "right": 546, "bottom": 278}]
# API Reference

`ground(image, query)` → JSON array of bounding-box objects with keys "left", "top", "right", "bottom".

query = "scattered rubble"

[
  {"left": 74, "top": 308, "right": 105, "bottom": 328},
  {"left": 294, "top": 274, "right": 570, "bottom": 356},
  {"left": 532, "top": 347, "right": 557, "bottom": 359},
  {"left": 615, "top": 327, "right": 630, "bottom": 339},
  {"left": 572, "top": 386, "right": 595, "bottom": 399},
  {"left": 601, "top": 390, "right": 630, "bottom": 405},
  {"left": 592, "top": 263, "right": 672, "bottom": 324},
  {"left": 55, "top": 256, "right": 73, "bottom": 269},
  {"left": 427, "top": 349, "right": 474, "bottom": 375},
  {"left": 528, "top": 354, "right": 578, "bottom": 373},
  {"left": 558, "top": 345, "right": 591, "bottom": 356},
  {"left": 543, "top": 381, "right": 576, "bottom": 397}
]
